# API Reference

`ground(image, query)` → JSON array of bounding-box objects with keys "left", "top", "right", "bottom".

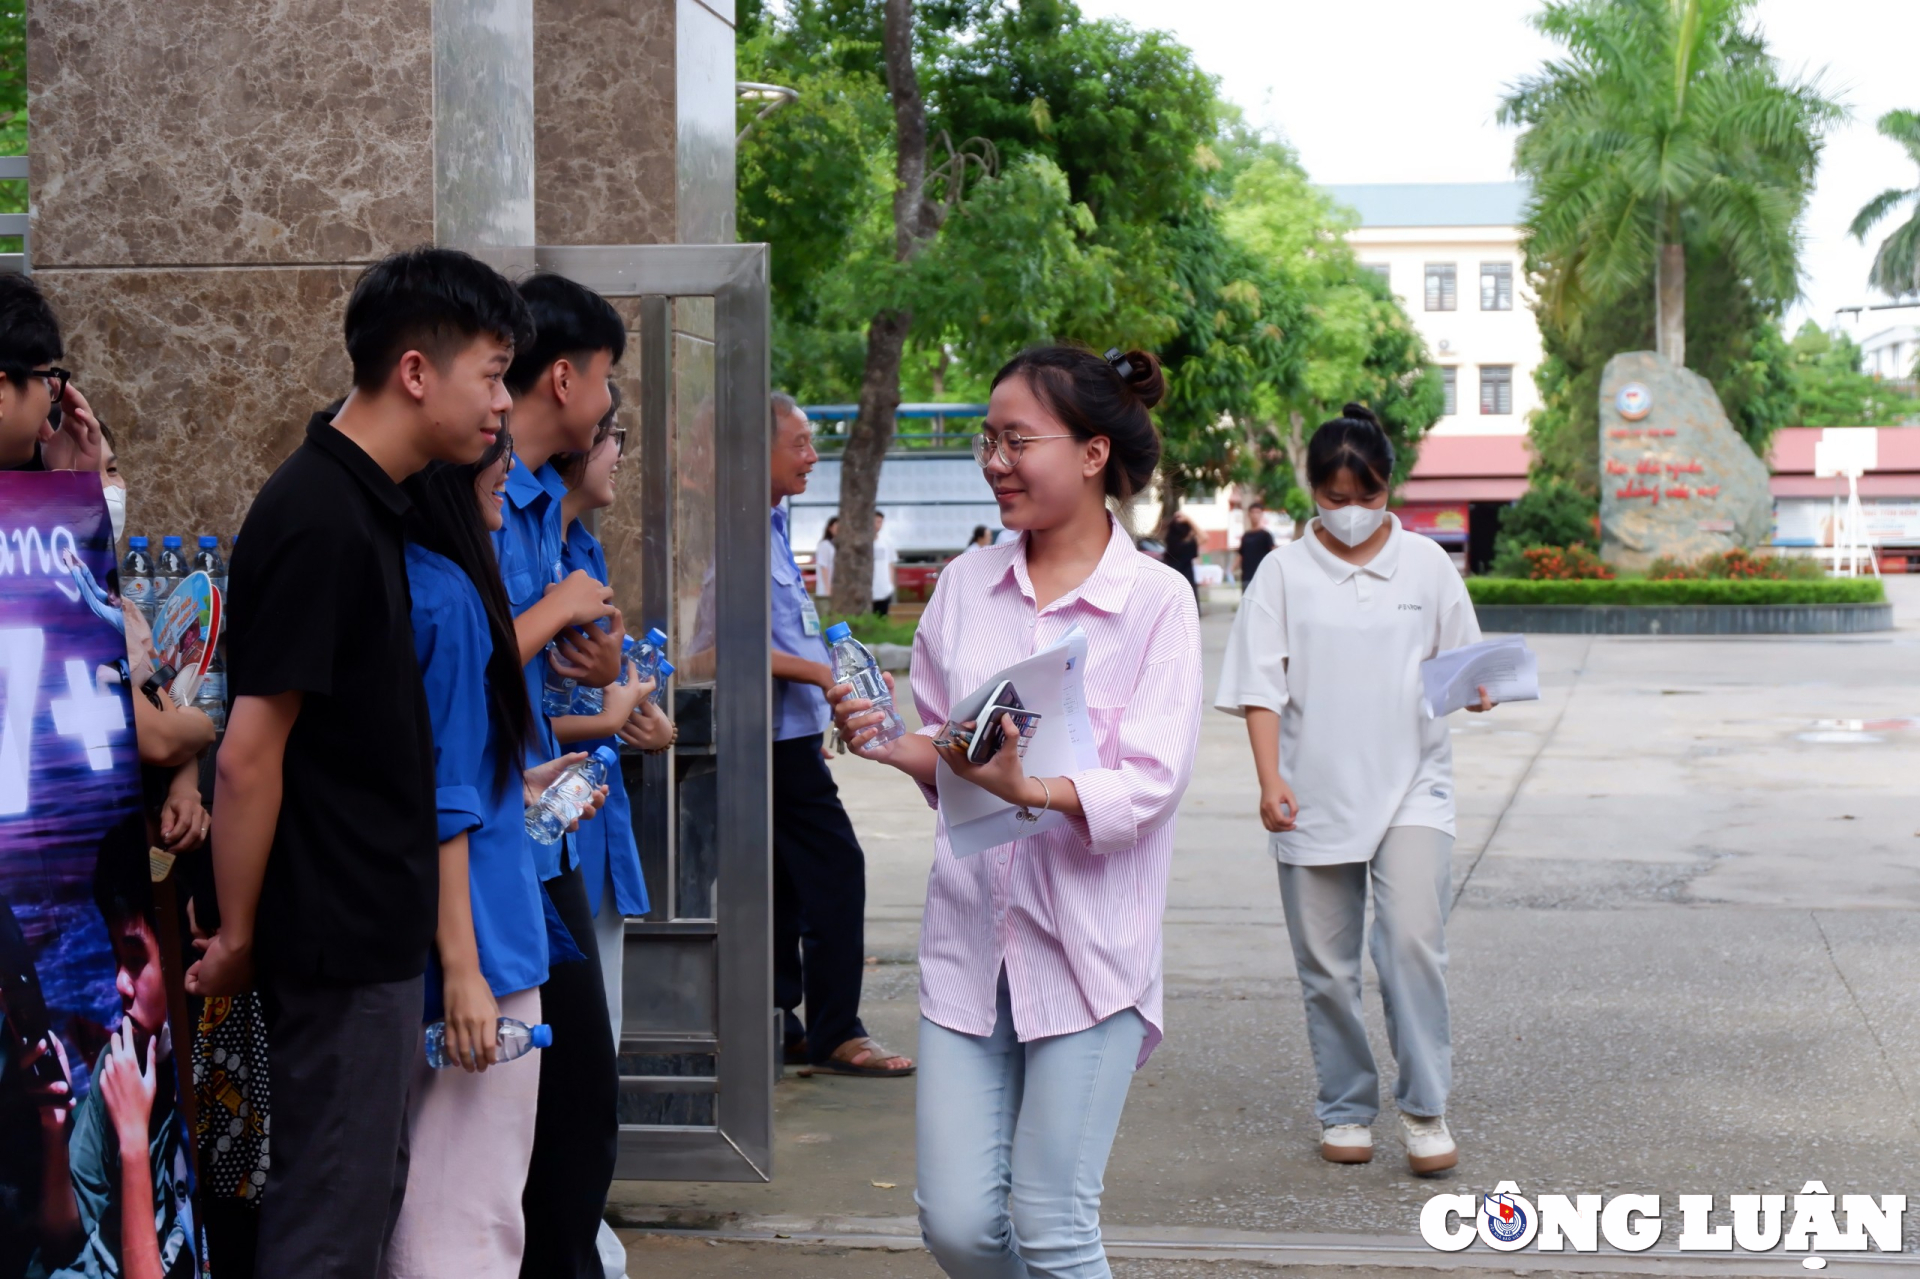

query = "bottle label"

[{"left": 123, "top": 579, "right": 151, "bottom": 603}]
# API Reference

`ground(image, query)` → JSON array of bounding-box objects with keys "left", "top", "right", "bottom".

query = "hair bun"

[
  {"left": 1341, "top": 402, "right": 1381, "bottom": 428},
  {"left": 1118, "top": 349, "right": 1166, "bottom": 410}
]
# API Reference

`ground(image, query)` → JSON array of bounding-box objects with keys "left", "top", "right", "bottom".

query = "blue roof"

[{"left": 1323, "top": 182, "right": 1529, "bottom": 229}]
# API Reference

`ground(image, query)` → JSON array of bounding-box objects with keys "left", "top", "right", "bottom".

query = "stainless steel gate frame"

[{"left": 536, "top": 244, "right": 773, "bottom": 1182}]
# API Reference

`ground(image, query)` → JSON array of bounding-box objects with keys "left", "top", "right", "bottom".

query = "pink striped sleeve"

[
  {"left": 908, "top": 572, "right": 954, "bottom": 809},
  {"left": 1065, "top": 585, "right": 1203, "bottom": 856}
]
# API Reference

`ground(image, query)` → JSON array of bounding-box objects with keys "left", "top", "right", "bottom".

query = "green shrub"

[
  {"left": 1645, "top": 546, "right": 1824, "bottom": 581},
  {"left": 1466, "top": 578, "right": 1885, "bottom": 606},
  {"left": 1490, "top": 478, "right": 1599, "bottom": 575},
  {"left": 826, "top": 614, "right": 919, "bottom": 647}
]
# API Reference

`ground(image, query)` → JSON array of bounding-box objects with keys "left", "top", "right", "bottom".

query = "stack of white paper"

[{"left": 1420, "top": 634, "right": 1540, "bottom": 718}]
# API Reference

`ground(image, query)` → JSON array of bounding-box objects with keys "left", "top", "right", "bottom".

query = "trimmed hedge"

[{"left": 1466, "top": 577, "right": 1886, "bottom": 607}]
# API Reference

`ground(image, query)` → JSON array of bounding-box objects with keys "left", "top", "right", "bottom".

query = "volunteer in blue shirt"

[
  {"left": 386, "top": 436, "right": 601, "bottom": 1278},
  {"left": 766, "top": 393, "right": 912, "bottom": 1077},
  {"left": 499, "top": 271, "right": 630, "bottom": 1279},
  {"left": 550, "top": 387, "right": 676, "bottom": 1044}
]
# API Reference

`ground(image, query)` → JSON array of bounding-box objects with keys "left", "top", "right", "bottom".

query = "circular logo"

[
  {"left": 1478, "top": 1188, "right": 1537, "bottom": 1250},
  {"left": 1616, "top": 382, "right": 1652, "bottom": 421}
]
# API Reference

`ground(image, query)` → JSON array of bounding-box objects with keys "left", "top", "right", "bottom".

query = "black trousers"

[
  {"left": 521, "top": 864, "right": 618, "bottom": 1279},
  {"left": 255, "top": 968, "right": 421, "bottom": 1279},
  {"left": 773, "top": 736, "right": 870, "bottom": 1063},
  {"left": 871, "top": 595, "right": 893, "bottom": 617}
]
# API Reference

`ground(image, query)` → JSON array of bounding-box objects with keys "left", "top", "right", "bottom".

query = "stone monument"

[{"left": 1597, "top": 351, "right": 1771, "bottom": 571}]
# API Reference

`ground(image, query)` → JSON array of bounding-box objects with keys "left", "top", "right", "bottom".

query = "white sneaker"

[
  {"left": 1319, "top": 1122, "right": 1373, "bottom": 1164},
  {"left": 1400, "top": 1112, "right": 1458, "bottom": 1174}
]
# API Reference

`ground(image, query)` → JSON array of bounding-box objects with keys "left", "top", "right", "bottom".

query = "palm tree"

[
  {"left": 1500, "top": 0, "right": 1840, "bottom": 368},
  {"left": 1849, "top": 110, "right": 1920, "bottom": 299}
]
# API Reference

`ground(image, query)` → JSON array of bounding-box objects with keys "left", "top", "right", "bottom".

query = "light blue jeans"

[
  {"left": 1276, "top": 825, "right": 1454, "bottom": 1126},
  {"left": 915, "top": 974, "right": 1146, "bottom": 1279}
]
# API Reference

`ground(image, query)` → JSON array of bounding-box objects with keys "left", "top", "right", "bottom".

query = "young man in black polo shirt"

[{"left": 185, "top": 248, "right": 533, "bottom": 1278}]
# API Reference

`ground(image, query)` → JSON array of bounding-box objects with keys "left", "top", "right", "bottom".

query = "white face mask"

[
  {"left": 1316, "top": 502, "right": 1387, "bottom": 547},
  {"left": 103, "top": 485, "right": 127, "bottom": 543}
]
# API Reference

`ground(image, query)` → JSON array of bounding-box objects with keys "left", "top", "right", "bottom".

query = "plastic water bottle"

[
  {"left": 154, "top": 536, "right": 188, "bottom": 609},
  {"left": 424, "top": 1017, "right": 553, "bottom": 1069},
  {"left": 825, "top": 622, "right": 904, "bottom": 748},
  {"left": 525, "top": 745, "right": 617, "bottom": 845},
  {"left": 650, "top": 658, "right": 675, "bottom": 711},
  {"left": 192, "top": 535, "right": 226, "bottom": 596},
  {"left": 573, "top": 634, "right": 640, "bottom": 716},
  {"left": 120, "top": 537, "right": 155, "bottom": 621},
  {"left": 624, "top": 627, "right": 672, "bottom": 714},
  {"left": 540, "top": 641, "right": 577, "bottom": 717},
  {"left": 193, "top": 649, "right": 227, "bottom": 731}
]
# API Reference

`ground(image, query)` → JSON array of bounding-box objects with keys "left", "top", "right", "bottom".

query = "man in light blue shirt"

[{"left": 768, "top": 394, "right": 912, "bottom": 1077}]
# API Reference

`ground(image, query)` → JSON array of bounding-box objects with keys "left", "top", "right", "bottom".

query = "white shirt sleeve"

[
  {"left": 1213, "top": 555, "right": 1289, "bottom": 718},
  {"left": 1435, "top": 560, "right": 1482, "bottom": 653}
]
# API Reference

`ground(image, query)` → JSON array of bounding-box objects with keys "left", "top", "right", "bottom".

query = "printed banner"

[{"left": 0, "top": 471, "right": 195, "bottom": 1278}]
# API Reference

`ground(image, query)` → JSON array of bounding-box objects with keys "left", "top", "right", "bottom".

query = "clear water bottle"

[
  {"left": 424, "top": 1017, "right": 553, "bottom": 1069},
  {"left": 154, "top": 536, "right": 188, "bottom": 609},
  {"left": 525, "top": 745, "right": 617, "bottom": 845},
  {"left": 649, "top": 658, "right": 675, "bottom": 711},
  {"left": 540, "top": 641, "right": 577, "bottom": 717},
  {"left": 615, "top": 634, "right": 637, "bottom": 683},
  {"left": 625, "top": 627, "right": 672, "bottom": 715},
  {"left": 192, "top": 535, "right": 226, "bottom": 595},
  {"left": 120, "top": 537, "right": 155, "bottom": 621},
  {"left": 193, "top": 649, "right": 227, "bottom": 732},
  {"left": 825, "top": 622, "right": 904, "bottom": 749}
]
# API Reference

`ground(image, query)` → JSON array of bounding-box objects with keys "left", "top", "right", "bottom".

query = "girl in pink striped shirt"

[{"left": 832, "top": 346, "right": 1201, "bottom": 1279}]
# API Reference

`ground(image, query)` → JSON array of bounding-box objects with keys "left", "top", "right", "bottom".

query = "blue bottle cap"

[
  {"left": 128, "top": 536, "right": 148, "bottom": 548},
  {"left": 198, "top": 535, "right": 218, "bottom": 548},
  {"left": 621, "top": 634, "right": 636, "bottom": 652},
  {"left": 645, "top": 626, "right": 669, "bottom": 646},
  {"left": 655, "top": 658, "right": 675, "bottom": 679},
  {"left": 529, "top": 1023, "right": 554, "bottom": 1049},
  {"left": 162, "top": 535, "right": 183, "bottom": 548},
  {"left": 591, "top": 745, "right": 620, "bottom": 770},
  {"left": 824, "top": 621, "right": 853, "bottom": 643}
]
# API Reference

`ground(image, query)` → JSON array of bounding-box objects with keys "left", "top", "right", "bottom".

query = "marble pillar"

[
  {"left": 26, "top": 0, "right": 546, "bottom": 542},
  {"left": 534, "top": 0, "right": 737, "bottom": 617}
]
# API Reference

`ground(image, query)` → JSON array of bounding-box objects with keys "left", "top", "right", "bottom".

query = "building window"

[
  {"left": 1480, "top": 261, "right": 1513, "bottom": 311},
  {"left": 1424, "top": 263, "right": 1456, "bottom": 311},
  {"left": 1480, "top": 365, "right": 1513, "bottom": 415},
  {"left": 1362, "top": 262, "right": 1390, "bottom": 285},
  {"left": 1441, "top": 367, "right": 1457, "bottom": 416}
]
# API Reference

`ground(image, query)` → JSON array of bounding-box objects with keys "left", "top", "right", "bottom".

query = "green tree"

[
  {"left": 1499, "top": 0, "right": 1839, "bottom": 368},
  {"left": 1786, "top": 320, "right": 1919, "bottom": 426},
  {"left": 1848, "top": 110, "right": 1920, "bottom": 299}
]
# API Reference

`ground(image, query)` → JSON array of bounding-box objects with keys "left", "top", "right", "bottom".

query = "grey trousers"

[
  {"left": 256, "top": 968, "right": 423, "bottom": 1279},
  {"left": 1276, "top": 825, "right": 1453, "bottom": 1126}
]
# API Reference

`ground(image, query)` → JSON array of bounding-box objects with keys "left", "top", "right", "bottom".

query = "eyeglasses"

[
  {"left": 15, "top": 366, "right": 71, "bottom": 401},
  {"left": 970, "top": 429, "right": 1074, "bottom": 469}
]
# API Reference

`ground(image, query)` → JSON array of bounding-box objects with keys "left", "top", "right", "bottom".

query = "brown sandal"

[{"left": 800, "top": 1036, "right": 915, "bottom": 1078}]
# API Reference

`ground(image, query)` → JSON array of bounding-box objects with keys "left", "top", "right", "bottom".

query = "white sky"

[{"left": 1076, "top": 0, "right": 1920, "bottom": 338}]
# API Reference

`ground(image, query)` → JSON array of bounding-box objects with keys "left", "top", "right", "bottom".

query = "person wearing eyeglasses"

[
  {"left": 0, "top": 276, "right": 104, "bottom": 473},
  {"left": 831, "top": 346, "right": 1201, "bottom": 1279},
  {"left": 546, "top": 385, "right": 675, "bottom": 1057}
]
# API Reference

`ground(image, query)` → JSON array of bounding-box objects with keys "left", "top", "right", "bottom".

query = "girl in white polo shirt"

[{"left": 1215, "top": 403, "right": 1493, "bottom": 1176}]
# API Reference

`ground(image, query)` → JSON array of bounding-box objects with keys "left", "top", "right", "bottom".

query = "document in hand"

[
  {"left": 936, "top": 626, "right": 1101, "bottom": 858},
  {"left": 1420, "top": 634, "right": 1540, "bottom": 718}
]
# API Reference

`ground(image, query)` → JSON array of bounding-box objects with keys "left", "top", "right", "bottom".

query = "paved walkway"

[{"left": 616, "top": 577, "right": 1920, "bottom": 1275}]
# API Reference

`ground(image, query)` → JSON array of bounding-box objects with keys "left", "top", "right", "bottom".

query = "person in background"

[
  {"left": 98, "top": 427, "right": 212, "bottom": 856},
  {"left": 0, "top": 275, "right": 103, "bottom": 474},
  {"left": 185, "top": 248, "right": 532, "bottom": 1277},
  {"left": 1238, "top": 501, "right": 1276, "bottom": 585},
  {"left": 814, "top": 515, "right": 838, "bottom": 603},
  {"left": 871, "top": 510, "right": 897, "bottom": 617},
  {"left": 548, "top": 387, "right": 676, "bottom": 1049},
  {"left": 384, "top": 433, "right": 603, "bottom": 1278},
  {"left": 964, "top": 525, "right": 993, "bottom": 552},
  {"left": 1214, "top": 403, "right": 1493, "bottom": 1176},
  {"left": 831, "top": 345, "right": 1200, "bottom": 1279},
  {"left": 499, "top": 271, "right": 628, "bottom": 1279},
  {"left": 767, "top": 393, "right": 913, "bottom": 1078},
  {"left": 1162, "top": 513, "right": 1200, "bottom": 596}
]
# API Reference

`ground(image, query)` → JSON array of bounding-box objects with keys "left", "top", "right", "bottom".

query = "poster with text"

[{"left": 0, "top": 471, "right": 195, "bottom": 1278}]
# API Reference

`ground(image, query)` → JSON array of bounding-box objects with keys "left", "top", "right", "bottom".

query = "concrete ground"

[{"left": 616, "top": 577, "right": 1920, "bottom": 1276}]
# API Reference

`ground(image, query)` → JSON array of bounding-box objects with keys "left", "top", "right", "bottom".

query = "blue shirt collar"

[{"left": 505, "top": 454, "right": 569, "bottom": 510}]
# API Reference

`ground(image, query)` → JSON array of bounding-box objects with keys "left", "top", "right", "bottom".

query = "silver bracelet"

[{"left": 1016, "top": 777, "right": 1052, "bottom": 824}]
